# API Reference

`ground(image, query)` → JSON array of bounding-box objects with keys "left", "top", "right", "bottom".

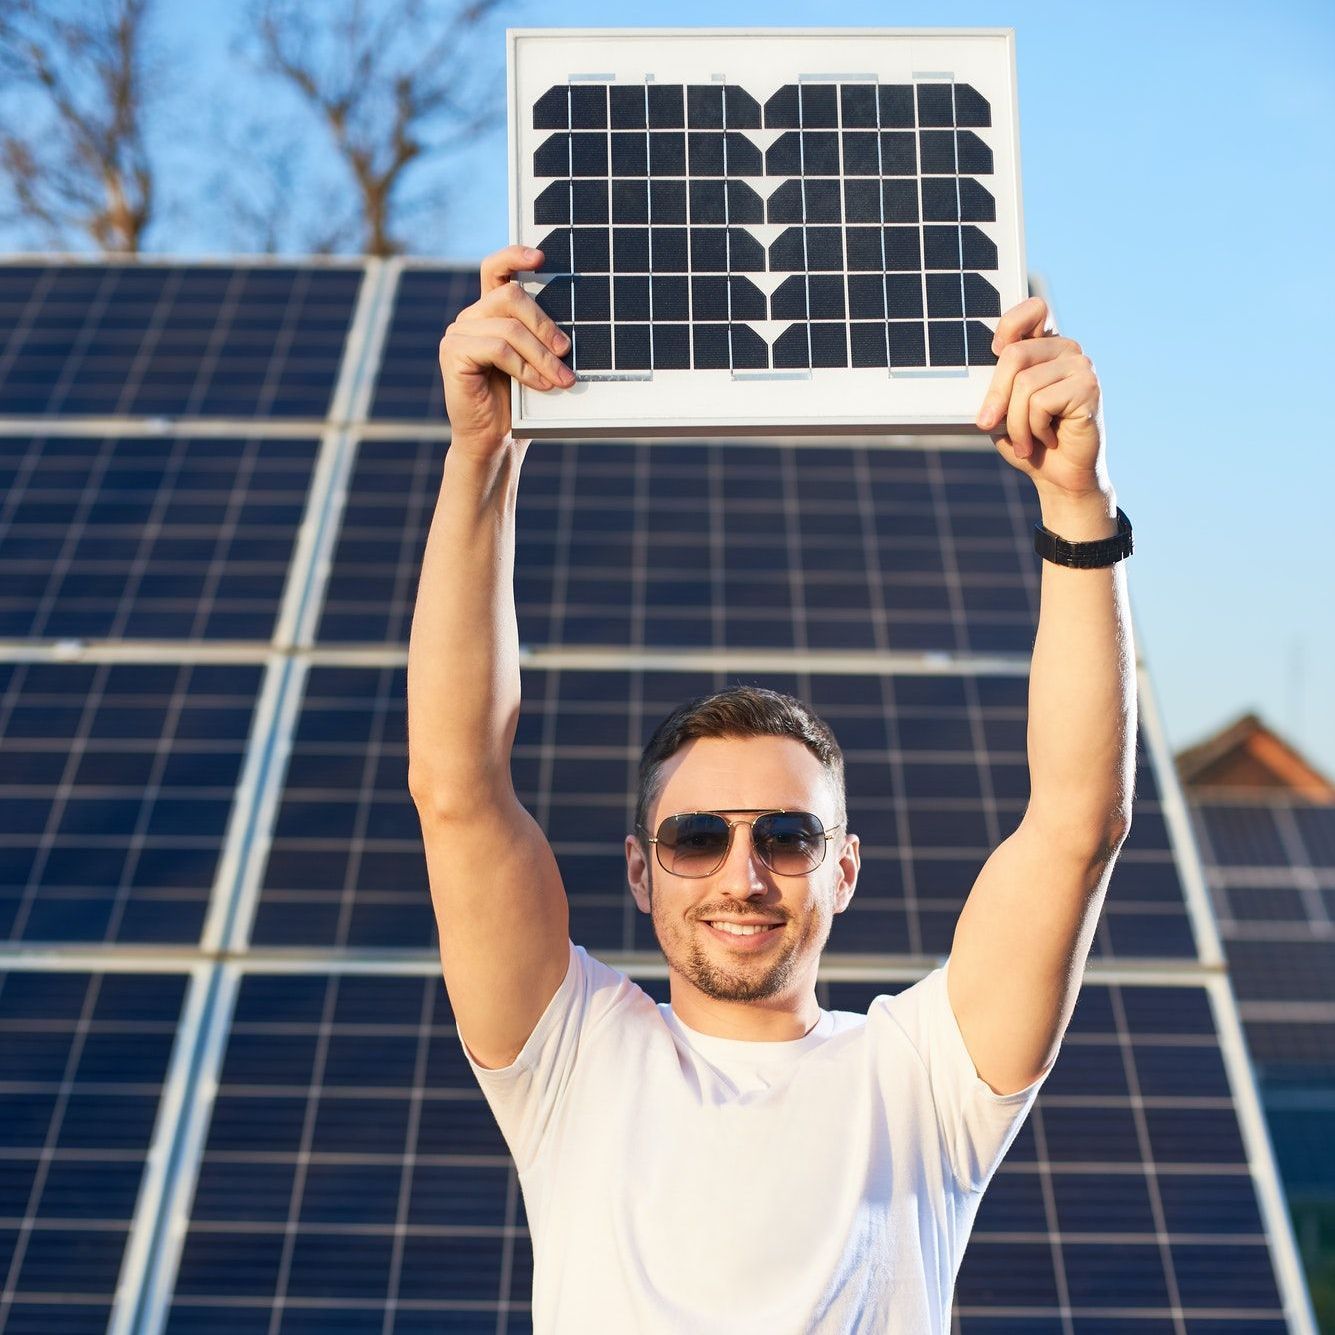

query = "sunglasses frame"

[{"left": 636, "top": 808, "right": 845, "bottom": 879}]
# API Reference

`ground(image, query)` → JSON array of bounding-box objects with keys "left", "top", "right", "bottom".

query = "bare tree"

[
  {"left": 0, "top": 0, "right": 157, "bottom": 253},
  {"left": 247, "top": 0, "right": 509, "bottom": 256},
  {"left": 202, "top": 110, "right": 363, "bottom": 257}
]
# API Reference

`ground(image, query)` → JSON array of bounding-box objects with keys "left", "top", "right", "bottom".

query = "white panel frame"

[{"left": 509, "top": 27, "right": 1026, "bottom": 438}]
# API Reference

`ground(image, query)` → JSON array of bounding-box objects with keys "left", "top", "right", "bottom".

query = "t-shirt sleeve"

[
  {"left": 456, "top": 938, "right": 639, "bottom": 1172},
  {"left": 874, "top": 955, "right": 1055, "bottom": 1194}
]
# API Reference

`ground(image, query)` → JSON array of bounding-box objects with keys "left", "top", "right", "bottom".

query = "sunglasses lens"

[
  {"left": 754, "top": 812, "right": 826, "bottom": 874},
  {"left": 658, "top": 813, "right": 730, "bottom": 876}
]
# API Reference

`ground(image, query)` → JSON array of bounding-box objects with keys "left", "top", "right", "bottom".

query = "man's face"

[{"left": 625, "top": 735, "right": 860, "bottom": 1006}]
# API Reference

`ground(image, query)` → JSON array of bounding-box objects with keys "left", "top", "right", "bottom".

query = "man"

[{"left": 409, "top": 243, "right": 1136, "bottom": 1332}]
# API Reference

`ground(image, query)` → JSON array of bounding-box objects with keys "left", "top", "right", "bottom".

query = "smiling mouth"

[{"left": 701, "top": 920, "right": 784, "bottom": 940}]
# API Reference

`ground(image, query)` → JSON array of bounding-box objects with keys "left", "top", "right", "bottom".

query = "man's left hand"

[{"left": 975, "top": 295, "right": 1110, "bottom": 499}]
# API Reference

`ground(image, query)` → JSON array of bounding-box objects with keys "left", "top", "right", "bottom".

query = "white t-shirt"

[{"left": 460, "top": 938, "right": 1052, "bottom": 1334}]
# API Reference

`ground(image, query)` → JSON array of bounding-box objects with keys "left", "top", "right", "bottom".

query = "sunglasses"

[{"left": 637, "top": 809, "right": 843, "bottom": 879}]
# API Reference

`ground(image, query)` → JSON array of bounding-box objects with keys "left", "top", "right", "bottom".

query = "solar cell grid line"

[
  {"left": 0, "top": 433, "right": 321, "bottom": 643},
  {"left": 0, "top": 658, "right": 265, "bottom": 947},
  {"left": 314, "top": 436, "right": 1050, "bottom": 654},
  {"left": 0, "top": 963, "right": 199, "bottom": 1335},
  {"left": 0, "top": 262, "right": 363, "bottom": 421},
  {"left": 135, "top": 961, "right": 1299, "bottom": 1333},
  {"left": 241, "top": 662, "right": 1194, "bottom": 961}
]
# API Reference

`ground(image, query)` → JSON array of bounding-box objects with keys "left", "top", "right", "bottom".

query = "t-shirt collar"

[{"left": 659, "top": 1003, "right": 834, "bottom": 1063}]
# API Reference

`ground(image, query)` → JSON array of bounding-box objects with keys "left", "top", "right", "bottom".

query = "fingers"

[
  {"left": 473, "top": 276, "right": 571, "bottom": 365},
  {"left": 977, "top": 334, "right": 1081, "bottom": 431},
  {"left": 452, "top": 254, "right": 575, "bottom": 389},
  {"left": 480, "top": 244, "right": 542, "bottom": 294},
  {"left": 991, "top": 294, "right": 1057, "bottom": 354},
  {"left": 1004, "top": 357, "right": 1071, "bottom": 457},
  {"left": 468, "top": 313, "right": 575, "bottom": 388},
  {"left": 444, "top": 321, "right": 560, "bottom": 392},
  {"left": 999, "top": 352, "right": 1098, "bottom": 460}
]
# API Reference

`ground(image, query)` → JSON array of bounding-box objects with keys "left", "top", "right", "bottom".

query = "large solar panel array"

[{"left": 0, "top": 255, "right": 1318, "bottom": 1333}]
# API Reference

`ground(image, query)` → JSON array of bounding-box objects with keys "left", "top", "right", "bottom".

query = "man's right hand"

[{"left": 439, "top": 244, "right": 576, "bottom": 455}]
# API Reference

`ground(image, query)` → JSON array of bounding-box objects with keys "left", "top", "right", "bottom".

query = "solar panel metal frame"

[{"left": 508, "top": 27, "right": 1027, "bottom": 439}]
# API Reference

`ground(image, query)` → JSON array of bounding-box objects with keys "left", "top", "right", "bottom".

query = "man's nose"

[{"left": 717, "top": 823, "right": 769, "bottom": 892}]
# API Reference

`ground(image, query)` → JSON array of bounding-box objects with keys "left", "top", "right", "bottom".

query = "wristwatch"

[{"left": 1034, "top": 507, "right": 1133, "bottom": 568}]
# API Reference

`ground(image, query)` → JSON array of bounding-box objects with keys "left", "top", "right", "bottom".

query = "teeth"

[{"left": 709, "top": 922, "right": 776, "bottom": 936}]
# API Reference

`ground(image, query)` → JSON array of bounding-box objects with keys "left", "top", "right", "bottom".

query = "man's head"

[{"left": 625, "top": 686, "right": 861, "bottom": 1014}]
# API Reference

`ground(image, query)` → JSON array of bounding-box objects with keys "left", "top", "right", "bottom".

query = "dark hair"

[{"left": 634, "top": 684, "right": 846, "bottom": 837}]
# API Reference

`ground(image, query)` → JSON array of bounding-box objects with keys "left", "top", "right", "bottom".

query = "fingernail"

[
  {"left": 555, "top": 331, "right": 570, "bottom": 351},
  {"left": 524, "top": 247, "right": 539, "bottom": 261},
  {"left": 561, "top": 367, "right": 576, "bottom": 385}
]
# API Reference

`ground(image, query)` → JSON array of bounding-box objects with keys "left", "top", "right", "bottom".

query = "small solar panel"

[
  {"left": 0, "top": 433, "right": 318, "bottom": 641},
  {"left": 508, "top": 29, "right": 1024, "bottom": 437},
  {"left": 0, "top": 966, "right": 190, "bottom": 1333},
  {"left": 0, "top": 659, "right": 264, "bottom": 946},
  {"left": 155, "top": 968, "right": 1290, "bottom": 1332},
  {"left": 0, "top": 263, "right": 361, "bottom": 420},
  {"left": 248, "top": 664, "right": 1190, "bottom": 960}
]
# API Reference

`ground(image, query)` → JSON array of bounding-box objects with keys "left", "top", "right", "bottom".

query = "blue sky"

[{"left": 7, "top": 0, "right": 1334, "bottom": 779}]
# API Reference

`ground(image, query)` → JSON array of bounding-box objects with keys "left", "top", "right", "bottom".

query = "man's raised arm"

[
  {"left": 943, "top": 297, "right": 1138, "bottom": 1096},
  {"left": 407, "top": 244, "right": 578, "bottom": 1070}
]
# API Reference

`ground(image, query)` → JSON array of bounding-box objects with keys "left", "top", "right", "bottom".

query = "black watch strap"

[{"left": 1034, "top": 506, "right": 1133, "bottom": 568}]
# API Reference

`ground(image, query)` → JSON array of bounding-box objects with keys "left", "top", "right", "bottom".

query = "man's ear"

[
  {"left": 626, "top": 834, "right": 652, "bottom": 913},
  {"left": 833, "top": 832, "right": 860, "bottom": 914}
]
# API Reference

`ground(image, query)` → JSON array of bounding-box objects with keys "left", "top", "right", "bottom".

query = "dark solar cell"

[
  {"left": 0, "top": 264, "right": 360, "bottom": 419},
  {"left": 571, "top": 178, "right": 609, "bottom": 223},
  {"left": 609, "top": 83, "right": 647, "bottom": 129},
  {"left": 0, "top": 659, "right": 262, "bottom": 945},
  {"left": 841, "top": 83, "right": 877, "bottom": 127},
  {"left": 0, "top": 967, "right": 188, "bottom": 1329},
  {"left": 568, "top": 83, "right": 607, "bottom": 129},
  {"left": 647, "top": 82, "right": 685, "bottom": 128},
  {"left": 0, "top": 433, "right": 317, "bottom": 641},
  {"left": 916, "top": 83, "right": 957, "bottom": 127},
  {"left": 953, "top": 84, "right": 992, "bottom": 128}
]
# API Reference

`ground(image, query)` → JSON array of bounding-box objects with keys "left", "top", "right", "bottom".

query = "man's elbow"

[{"left": 1024, "top": 804, "right": 1132, "bottom": 866}]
